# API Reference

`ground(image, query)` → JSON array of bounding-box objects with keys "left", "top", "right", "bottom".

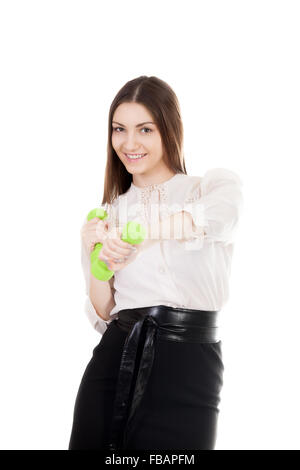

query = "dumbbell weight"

[{"left": 86, "top": 208, "right": 146, "bottom": 281}]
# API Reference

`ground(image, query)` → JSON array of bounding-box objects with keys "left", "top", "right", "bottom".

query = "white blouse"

[{"left": 81, "top": 168, "right": 244, "bottom": 335}]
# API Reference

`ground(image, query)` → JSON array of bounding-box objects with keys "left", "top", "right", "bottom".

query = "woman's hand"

[
  {"left": 81, "top": 217, "right": 109, "bottom": 254},
  {"left": 98, "top": 225, "right": 140, "bottom": 272}
]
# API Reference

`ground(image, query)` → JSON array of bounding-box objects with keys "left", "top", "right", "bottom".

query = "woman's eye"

[{"left": 112, "top": 127, "right": 152, "bottom": 134}]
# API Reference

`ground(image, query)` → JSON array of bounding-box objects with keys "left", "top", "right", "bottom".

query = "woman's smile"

[{"left": 124, "top": 152, "right": 148, "bottom": 162}]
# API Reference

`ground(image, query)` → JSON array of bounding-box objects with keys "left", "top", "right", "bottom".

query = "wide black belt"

[{"left": 107, "top": 304, "right": 220, "bottom": 451}]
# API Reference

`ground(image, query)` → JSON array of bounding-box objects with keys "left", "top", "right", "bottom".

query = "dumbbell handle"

[{"left": 86, "top": 208, "right": 146, "bottom": 281}]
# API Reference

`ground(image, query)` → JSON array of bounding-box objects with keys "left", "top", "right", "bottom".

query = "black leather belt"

[{"left": 107, "top": 304, "right": 219, "bottom": 451}]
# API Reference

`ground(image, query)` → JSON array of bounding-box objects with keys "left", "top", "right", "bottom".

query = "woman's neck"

[{"left": 132, "top": 169, "right": 176, "bottom": 188}]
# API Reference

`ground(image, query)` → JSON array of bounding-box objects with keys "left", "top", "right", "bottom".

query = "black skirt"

[{"left": 68, "top": 305, "right": 224, "bottom": 451}]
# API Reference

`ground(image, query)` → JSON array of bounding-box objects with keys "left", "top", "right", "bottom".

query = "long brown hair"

[{"left": 101, "top": 75, "right": 187, "bottom": 205}]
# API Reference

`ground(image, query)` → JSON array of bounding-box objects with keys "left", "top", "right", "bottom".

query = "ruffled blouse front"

[{"left": 81, "top": 168, "right": 244, "bottom": 335}]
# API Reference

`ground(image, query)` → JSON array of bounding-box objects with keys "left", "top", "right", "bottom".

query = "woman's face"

[{"left": 111, "top": 102, "right": 173, "bottom": 185}]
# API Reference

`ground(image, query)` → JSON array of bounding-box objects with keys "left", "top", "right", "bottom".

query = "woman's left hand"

[{"left": 98, "top": 225, "right": 140, "bottom": 272}]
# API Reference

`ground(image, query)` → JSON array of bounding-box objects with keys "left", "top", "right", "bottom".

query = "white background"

[{"left": 0, "top": 0, "right": 299, "bottom": 450}]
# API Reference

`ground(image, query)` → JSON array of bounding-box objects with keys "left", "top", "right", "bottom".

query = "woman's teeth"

[{"left": 125, "top": 153, "right": 147, "bottom": 161}]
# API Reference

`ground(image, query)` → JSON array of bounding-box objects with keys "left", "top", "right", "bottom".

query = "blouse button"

[{"left": 158, "top": 266, "right": 165, "bottom": 274}]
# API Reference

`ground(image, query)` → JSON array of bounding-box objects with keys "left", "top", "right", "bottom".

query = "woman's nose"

[{"left": 124, "top": 132, "right": 140, "bottom": 147}]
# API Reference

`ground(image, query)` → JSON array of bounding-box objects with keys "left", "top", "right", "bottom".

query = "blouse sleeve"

[
  {"left": 80, "top": 217, "right": 114, "bottom": 335},
  {"left": 183, "top": 168, "right": 244, "bottom": 250}
]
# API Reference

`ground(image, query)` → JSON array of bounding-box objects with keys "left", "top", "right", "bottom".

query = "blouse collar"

[{"left": 130, "top": 173, "right": 181, "bottom": 191}]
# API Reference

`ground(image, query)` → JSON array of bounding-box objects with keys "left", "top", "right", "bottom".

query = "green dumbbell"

[{"left": 86, "top": 208, "right": 146, "bottom": 281}]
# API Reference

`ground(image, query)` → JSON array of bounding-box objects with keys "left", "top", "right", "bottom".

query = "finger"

[
  {"left": 121, "top": 242, "right": 137, "bottom": 254},
  {"left": 87, "top": 220, "right": 106, "bottom": 230},
  {"left": 107, "top": 258, "right": 128, "bottom": 271},
  {"left": 118, "top": 238, "right": 133, "bottom": 247},
  {"left": 99, "top": 248, "right": 121, "bottom": 261},
  {"left": 105, "top": 258, "right": 123, "bottom": 271},
  {"left": 86, "top": 218, "right": 99, "bottom": 225},
  {"left": 108, "top": 239, "right": 135, "bottom": 257},
  {"left": 113, "top": 237, "right": 138, "bottom": 249},
  {"left": 112, "top": 249, "right": 137, "bottom": 263},
  {"left": 100, "top": 249, "right": 127, "bottom": 263},
  {"left": 83, "top": 226, "right": 100, "bottom": 236}
]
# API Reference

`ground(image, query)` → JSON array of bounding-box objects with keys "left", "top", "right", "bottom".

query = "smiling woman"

[
  {"left": 110, "top": 101, "right": 177, "bottom": 187},
  {"left": 69, "top": 75, "right": 243, "bottom": 451}
]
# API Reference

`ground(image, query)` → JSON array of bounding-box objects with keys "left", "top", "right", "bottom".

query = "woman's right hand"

[
  {"left": 98, "top": 225, "right": 139, "bottom": 271},
  {"left": 81, "top": 217, "right": 109, "bottom": 254}
]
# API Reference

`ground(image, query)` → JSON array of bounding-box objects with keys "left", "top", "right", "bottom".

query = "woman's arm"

[
  {"left": 137, "top": 211, "right": 204, "bottom": 253},
  {"left": 160, "top": 210, "right": 204, "bottom": 240},
  {"left": 89, "top": 274, "right": 116, "bottom": 322}
]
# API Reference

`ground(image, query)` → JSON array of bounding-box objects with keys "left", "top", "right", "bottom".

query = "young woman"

[{"left": 68, "top": 75, "right": 244, "bottom": 450}]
